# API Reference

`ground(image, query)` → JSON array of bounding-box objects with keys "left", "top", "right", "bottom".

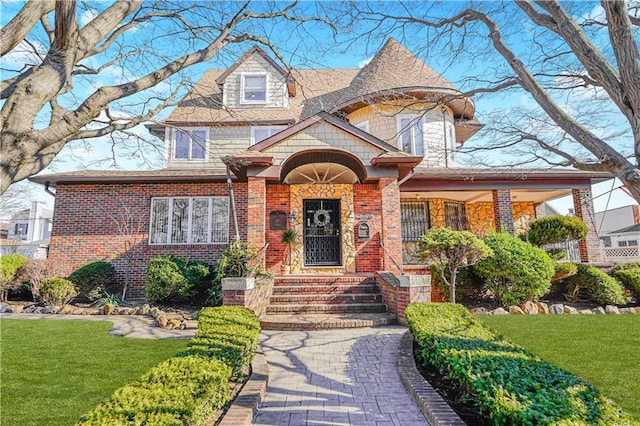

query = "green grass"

[
  {"left": 478, "top": 315, "right": 640, "bottom": 420},
  {"left": 0, "top": 319, "right": 189, "bottom": 426}
]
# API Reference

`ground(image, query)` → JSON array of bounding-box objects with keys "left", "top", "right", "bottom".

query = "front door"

[{"left": 303, "top": 199, "right": 341, "bottom": 266}]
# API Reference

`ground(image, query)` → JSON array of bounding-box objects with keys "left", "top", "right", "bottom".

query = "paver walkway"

[{"left": 253, "top": 326, "right": 427, "bottom": 426}]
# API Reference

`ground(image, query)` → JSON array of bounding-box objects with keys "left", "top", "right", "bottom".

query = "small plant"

[
  {"left": 214, "top": 240, "right": 259, "bottom": 279},
  {"left": 40, "top": 277, "right": 78, "bottom": 306},
  {"left": 564, "top": 263, "right": 627, "bottom": 305},
  {"left": 417, "top": 227, "right": 492, "bottom": 303},
  {"left": 473, "top": 233, "right": 554, "bottom": 306},
  {"left": 18, "top": 258, "right": 74, "bottom": 302},
  {"left": 281, "top": 229, "right": 299, "bottom": 274},
  {"left": 526, "top": 215, "right": 588, "bottom": 247},
  {"left": 91, "top": 292, "right": 128, "bottom": 308},
  {"left": 0, "top": 254, "right": 29, "bottom": 301},
  {"left": 68, "top": 261, "right": 117, "bottom": 301}
]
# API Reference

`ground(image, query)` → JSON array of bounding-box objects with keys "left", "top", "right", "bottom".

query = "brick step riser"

[
  {"left": 271, "top": 286, "right": 378, "bottom": 295},
  {"left": 273, "top": 279, "right": 376, "bottom": 287},
  {"left": 260, "top": 318, "right": 395, "bottom": 331},
  {"left": 266, "top": 304, "right": 387, "bottom": 314},
  {"left": 269, "top": 295, "right": 383, "bottom": 304}
]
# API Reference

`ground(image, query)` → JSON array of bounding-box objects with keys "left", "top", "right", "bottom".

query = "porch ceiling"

[
  {"left": 401, "top": 189, "right": 571, "bottom": 204},
  {"left": 283, "top": 163, "right": 359, "bottom": 184}
]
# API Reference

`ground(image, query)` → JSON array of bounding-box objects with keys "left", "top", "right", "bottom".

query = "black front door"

[{"left": 303, "top": 199, "right": 341, "bottom": 266}]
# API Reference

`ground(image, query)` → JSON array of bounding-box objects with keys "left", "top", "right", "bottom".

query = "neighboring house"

[
  {"left": 596, "top": 205, "right": 640, "bottom": 262},
  {"left": 0, "top": 201, "right": 52, "bottom": 258},
  {"left": 31, "top": 39, "right": 609, "bottom": 300}
]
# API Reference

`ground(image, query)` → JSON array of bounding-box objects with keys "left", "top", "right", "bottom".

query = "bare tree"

[
  {"left": 343, "top": 1, "right": 640, "bottom": 200},
  {"left": 0, "top": 0, "right": 330, "bottom": 194},
  {"left": 0, "top": 182, "right": 37, "bottom": 218},
  {"left": 108, "top": 205, "right": 147, "bottom": 300}
]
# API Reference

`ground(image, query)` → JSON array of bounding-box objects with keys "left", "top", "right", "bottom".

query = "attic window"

[{"left": 242, "top": 74, "right": 267, "bottom": 103}]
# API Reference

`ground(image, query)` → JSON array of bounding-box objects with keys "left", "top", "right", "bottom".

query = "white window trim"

[
  {"left": 240, "top": 72, "right": 268, "bottom": 105},
  {"left": 354, "top": 121, "right": 369, "bottom": 133},
  {"left": 250, "top": 125, "right": 287, "bottom": 145},
  {"left": 396, "top": 115, "right": 424, "bottom": 156},
  {"left": 148, "top": 196, "right": 230, "bottom": 245},
  {"left": 172, "top": 128, "right": 209, "bottom": 161}
]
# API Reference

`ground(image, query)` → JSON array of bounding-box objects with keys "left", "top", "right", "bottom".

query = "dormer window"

[
  {"left": 174, "top": 129, "right": 207, "bottom": 160},
  {"left": 397, "top": 116, "right": 424, "bottom": 156},
  {"left": 241, "top": 74, "right": 267, "bottom": 104}
]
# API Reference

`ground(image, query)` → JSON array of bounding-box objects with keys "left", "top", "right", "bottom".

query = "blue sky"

[{"left": 1, "top": 1, "right": 636, "bottom": 215}]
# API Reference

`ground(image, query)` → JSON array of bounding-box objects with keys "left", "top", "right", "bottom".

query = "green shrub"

[
  {"left": 68, "top": 261, "right": 117, "bottom": 301},
  {"left": 526, "top": 215, "right": 588, "bottom": 246},
  {"left": 564, "top": 263, "right": 627, "bottom": 305},
  {"left": 473, "top": 233, "right": 554, "bottom": 306},
  {"left": 0, "top": 254, "right": 29, "bottom": 301},
  {"left": 78, "top": 306, "right": 260, "bottom": 425},
  {"left": 611, "top": 262, "right": 640, "bottom": 275},
  {"left": 145, "top": 256, "right": 215, "bottom": 304},
  {"left": 552, "top": 262, "right": 578, "bottom": 282},
  {"left": 429, "top": 263, "right": 484, "bottom": 302},
  {"left": 613, "top": 268, "right": 640, "bottom": 298},
  {"left": 40, "top": 278, "right": 78, "bottom": 306},
  {"left": 405, "top": 303, "right": 638, "bottom": 425}
]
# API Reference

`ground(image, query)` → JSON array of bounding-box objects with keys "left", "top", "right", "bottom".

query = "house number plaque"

[{"left": 269, "top": 211, "right": 287, "bottom": 230}]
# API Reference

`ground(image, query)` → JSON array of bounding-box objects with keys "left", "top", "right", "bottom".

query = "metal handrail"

[
  {"left": 380, "top": 240, "right": 404, "bottom": 275},
  {"left": 248, "top": 242, "right": 269, "bottom": 278}
]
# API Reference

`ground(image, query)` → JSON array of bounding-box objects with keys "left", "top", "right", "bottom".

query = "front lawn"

[
  {"left": 0, "top": 319, "right": 189, "bottom": 426},
  {"left": 478, "top": 314, "right": 640, "bottom": 420}
]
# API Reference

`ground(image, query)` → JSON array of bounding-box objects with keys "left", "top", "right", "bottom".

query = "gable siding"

[
  {"left": 224, "top": 54, "right": 288, "bottom": 108},
  {"left": 261, "top": 121, "right": 383, "bottom": 164}
]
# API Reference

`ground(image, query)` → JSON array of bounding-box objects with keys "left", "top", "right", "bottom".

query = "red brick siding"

[
  {"left": 49, "top": 181, "right": 248, "bottom": 299},
  {"left": 353, "top": 184, "right": 382, "bottom": 272},
  {"left": 265, "top": 185, "right": 290, "bottom": 273},
  {"left": 222, "top": 277, "right": 273, "bottom": 317},
  {"left": 492, "top": 189, "right": 514, "bottom": 234},
  {"left": 572, "top": 188, "right": 603, "bottom": 263},
  {"left": 379, "top": 178, "right": 403, "bottom": 274}
]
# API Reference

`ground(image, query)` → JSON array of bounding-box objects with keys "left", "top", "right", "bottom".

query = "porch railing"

[
  {"left": 603, "top": 246, "right": 640, "bottom": 263},
  {"left": 542, "top": 239, "right": 581, "bottom": 262},
  {"left": 248, "top": 242, "right": 269, "bottom": 278}
]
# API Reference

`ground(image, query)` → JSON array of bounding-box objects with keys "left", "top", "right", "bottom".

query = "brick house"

[{"left": 31, "top": 39, "right": 608, "bottom": 319}]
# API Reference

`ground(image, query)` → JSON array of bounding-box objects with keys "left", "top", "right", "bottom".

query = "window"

[
  {"left": 400, "top": 201, "right": 431, "bottom": 242},
  {"left": 149, "top": 197, "right": 229, "bottom": 244},
  {"left": 14, "top": 223, "right": 28, "bottom": 240},
  {"left": 354, "top": 121, "right": 369, "bottom": 132},
  {"left": 242, "top": 74, "right": 267, "bottom": 103},
  {"left": 618, "top": 240, "right": 638, "bottom": 247},
  {"left": 444, "top": 202, "right": 468, "bottom": 231},
  {"left": 251, "top": 126, "right": 287, "bottom": 145},
  {"left": 397, "top": 116, "right": 424, "bottom": 156},
  {"left": 174, "top": 129, "right": 207, "bottom": 160}
]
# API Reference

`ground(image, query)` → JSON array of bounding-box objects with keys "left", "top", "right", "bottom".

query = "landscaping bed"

[{"left": 406, "top": 303, "right": 639, "bottom": 425}]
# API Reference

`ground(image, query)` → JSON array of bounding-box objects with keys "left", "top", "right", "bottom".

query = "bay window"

[
  {"left": 397, "top": 116, "right": 424, "bottom": 156},
  {"left": 149, "top": 197, "right": 229, "bottom": 244}
]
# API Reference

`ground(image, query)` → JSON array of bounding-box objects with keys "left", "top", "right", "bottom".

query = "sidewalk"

[
  {"left": 253, "top": 326, "right": 428, "bottom": 426},
  {"left": 0, "top": 313, "right": 196, "bottom": 339}
]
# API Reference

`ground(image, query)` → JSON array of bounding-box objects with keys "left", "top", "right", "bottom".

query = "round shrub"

[
  {"left": 145, "top": 256, "right": 214, "bottom": 304},
  {"left": 68, "top": 261, "right": 117, "bottom": 301},
  {"left": 526, "top": 215, "right": 588, "bottom": 246},
  {"left": 473, "top": 233, "right": 554, "bottom": 306},
  {"left": 0, "top": 254, "right": 29, "bottom": 301},
  {"left": 40, "top": 277, "right": 78, "bottom": 306},
  {"left": 611, "top": 262, "right": 640, "bottom": 275},
  {"left": 552, "top": 262, "right": 578, "bottom": 282},
  {"left": 564, "top": 263, "right": 627, "bottom": 305},
  {"left": 612, "top": 268, "right": 640, "bottom": 298}
]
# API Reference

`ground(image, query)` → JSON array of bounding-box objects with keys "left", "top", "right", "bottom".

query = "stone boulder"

[
  {"left": 605, "top": 305, "right": 620, "bottom": 314},
  {"left": 0, "top": 302, "right": 9, "bottom": 313},
  {"left": 550, "top": 304, "right": 564, "bottom": 314},
  {"left": 471, "top": 307, "right": 489, "bottom": 315},
  {"left": 619, "top": 307, "right": 633, "bottom": 314},
  {"left": 140, "top": 304, "right": 151, "bottom": 315},
  {"left": 592, "top": 307, "right": 606, "bottom": 314},
  {"left": 492, "top": 307, "right": 509, "bottom": 315},
  {"left": 155, "top": 315, "right": 168, "bottom": 328},
  {"left": 563, "top": 306, "right": 578, "bottom": 314},
  {"left": 9, "top": 304, "right": 23, "bottom": 313},
  {"left": 181, "top": 320, "right": 198, "bottom": 330},
  {"left": 509, "top": 306, "right": 525, "bottom": 315},
  {"left": 521, "top": 301, "right": 539, "bottom": 315},
  {"left": 59, "top": 304, "right": 72, "bottom": 314},
  {"left": 167, "top": 319, "right": 182, "bottom": 329},
  {"left": 579, "top": 309, "right": 594, "bottom": 314},
  {"left": 537, "top": 302, "right": 550, "bottom": 315}
]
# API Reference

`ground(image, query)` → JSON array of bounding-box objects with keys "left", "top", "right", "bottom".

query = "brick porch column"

[
  {"left": 492, "top": 189, "right": 514, "bottom": 234},
  {"left": 247, "top": 177, "right": 267, "bottom": 266},
  {"left": 379, "top": 178, "right": 403, "bottom": 274},
  {"left": 572, "top": 188, "right": 603, "bottom": 263}
]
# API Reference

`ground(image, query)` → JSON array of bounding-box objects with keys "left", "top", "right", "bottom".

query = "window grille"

[
  {"left": 149, "top": 196, "right": 229, "bottom": 245},
  {"left": 445, "top": 202, "right": 468, "bottom": 231},
  {"left": 401, "top": 201, "right": 430, "bottom": 241}
]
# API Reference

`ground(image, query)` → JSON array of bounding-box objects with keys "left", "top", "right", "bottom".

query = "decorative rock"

[
  {"left": 148, "top": 307, "right": 160, "bottom": 318},
  {"left": 181, "top": 320, "right": 198, "bottom": 330},
  {"left": 635, "top": 307, "right": 640, "bottom": 314},
  {"left": 580, "top": 309, "right": 594, "bottom": 314},
  {"left": 537, "top": 302, "right": 550, "bottom": 315},
  {"left": 592, "top": 307, "right": 606, "bottom": 314},
  {"left": 40, "top": 306, "right": 54, "bottom": 314},
  {"left": 24, "top": 305, "right": 37, "bottom": 313},
  {"left": 619, "top": 307, "right": 632, "bottom": 314},
  {"left": 521, "top": 301, "right": 539, "bottom": 315},
  {"left": 155, "top": 315, "right": 168, "bottom": 328},
  {"left": 140, "top": 304, "right": 151, "bottom": 315},
  {"left": 605, "top": 305, "right": 620, "bottom": 314},
  {"left": 59, "top": 304, "right": 72, "bottom": 314},
  {"left": 166, "top": 313, "right": 184, "bottom": 321},
  {"left": 563, "top": 306, "right": 578, "bottom": 314},
  {"left": 492, "top": 307, "right": 508, "bottom": 315},
  {"left": 550, "top": 304, "right": 564, "bottom": 314},
  {"left": 167, "top": 319, "right": 182, "bottom": 329},
  {"left": 10, "top": 305, "right": 23, "bottom": 313},
  {"left": 0, "top": 302, "right": 9, "bottom": 313},
  {"left": 471, "top": 307, "right": 489, "bottom": 315},
  {"left": 509, "top": 306, "right": 525, "bottom": 315},
  {"left": 102, "top": 303, "right": 115, "bottom": 315}
]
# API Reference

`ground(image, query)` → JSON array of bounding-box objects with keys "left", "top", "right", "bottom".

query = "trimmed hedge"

[
  {"left": 613, "top": 267, "right": 640, "bottom": 298},
  {"left": 406, "top": 303, "right": 638, "bottom": 425},
  {"left": 563, "top": 263, "right": 627, "bottom": 305},
  {"left": 40, "top": 277, "right": 78, "bottom": 306},
  {"left": 78, "top": 306, "right": 260, "bottom": 425},
  {"left": 68, "top": 261, "right": 117, "bottom": 301},
  {"left": 145, "top": 256, "right": 216, "bottom": 304},
  {"left": 526, "top": 215, "right": 588, "bottom": 246}
]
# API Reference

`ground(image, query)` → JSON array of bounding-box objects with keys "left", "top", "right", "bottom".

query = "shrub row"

[
  {"left": 405, "top": 303, "right": 638, "bottom": 425},
  {"left": 78, "top": 306, "right": 261, "bottom": 425},
  {"left": 564, "top": 263, "right": 627, "bottom": 305},
  {"left": 612, "top": 262, "right": 640, "bottom": 298}
]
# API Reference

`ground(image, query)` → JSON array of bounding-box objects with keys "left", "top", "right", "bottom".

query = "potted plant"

[{"left": 281, "top": 229, "right": 299, "bottom": 274}]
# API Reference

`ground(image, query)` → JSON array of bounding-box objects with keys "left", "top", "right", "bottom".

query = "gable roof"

[{"left": 609, "top": 223, "right": 640, "bottom": 234}]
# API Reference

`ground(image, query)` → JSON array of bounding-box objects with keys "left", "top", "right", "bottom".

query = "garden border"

[{"left": 397, "top": 330, "right": 465, "bottom": 426}]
